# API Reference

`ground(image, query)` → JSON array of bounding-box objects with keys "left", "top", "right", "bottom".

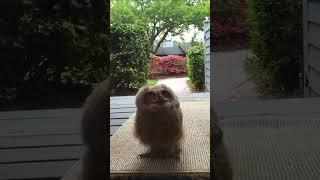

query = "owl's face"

[
  {"left": 136, "top": 84, "right": 176, "bottom": 112},
  {"left": 144, "top": 89, "right": 172, "bottom": 105}
]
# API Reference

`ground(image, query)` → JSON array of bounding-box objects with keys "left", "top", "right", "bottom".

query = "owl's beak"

[{"left": 158, "top": 95, "right": 164, "bottom": 104}]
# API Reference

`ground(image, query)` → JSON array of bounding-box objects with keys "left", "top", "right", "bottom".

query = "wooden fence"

[
  {"left": 204, "top": 19, "right": 210, "bottom": 92},
  {"left": 303, "top": 0, "right": 320, "bottom": 96}
]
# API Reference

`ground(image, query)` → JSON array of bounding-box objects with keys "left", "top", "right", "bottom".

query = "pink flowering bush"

[
  {"left": 149, "top": 54, "right": 187, "bottom": 77},
  {"left": 213, "top": 17, "right": 248, "bottom": 40},
  {"left": 213, "top": 0, "right": 248, "bottom": 41}
]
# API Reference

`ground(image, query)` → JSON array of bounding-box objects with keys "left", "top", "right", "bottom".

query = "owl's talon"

[
  {"left": 175, "top": 148, "right": 182, "bottom": 153},
  {"left": 137, "top": 152, "right": 155, "bottom": 159},
  {"left": 168, "top": 154, "right": 180, "bottom": 159},
  {"left": 137, "top": 151, "right": 181, "bottom": 159},
  {"left": 170, "top": 150, "right": 181, "bottom": 159}
]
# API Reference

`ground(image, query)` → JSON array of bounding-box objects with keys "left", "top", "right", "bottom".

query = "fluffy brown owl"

[
  {"left": 81, "top": 79, "right": 109, "bottom": 180},
  {"left": 134, "top": 84, "right": 183, "bottom": 158},
  {"left": 212, "top": 109, "right": 233, "bottom": 180}
]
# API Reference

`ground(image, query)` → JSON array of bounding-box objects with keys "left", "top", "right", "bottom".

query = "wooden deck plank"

[
  {"left": 0, "top": 108, "right": 81, "bottom": 120},
  {"left": 0, "top": 134, "right": 81, "bottom": 148},
  {"left": 110, "top": 92, "right": 209, "bottom": 99},
  {"left": 110, "top": 104, "right": 136, "bottom": 108},
  {"left": 0, "top": 146, "right": 81, "bottom": 163},
  {"left": 0, "top": 117, "right": 127, "bottom": 138},
  {"left": 0, "top": 117, "right": 80, "bottom": 137},
  {"left": 111, "top": 93, "right": 208, "bottom": 102},
  {"left": 110, "top": 112, "right": 134, "bottom": 119},
  {"left": 110, "top": 126, "right": 121, "bottom": 136},
  {"left": 110, "top": 118, "right": 129, "bottom": 126},
  {"left": 110, "top": 107, "right": 136, "bottom": 113},
  {"left": 110, "top": 97, "right": 209, "bottom": 105},
  {"left": 1, "top": 121, "right": 124, "bottom": 138},
  {"left": 0, "top": 161, "right": 76, "bottom": 179}
]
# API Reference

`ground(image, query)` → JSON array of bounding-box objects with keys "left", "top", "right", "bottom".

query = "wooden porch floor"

[
  {"left": 3, "top": 93, "right": 318, "bottom": 180},
  {"left": 0, "top": 92, "right": 209, "bottom": 180}
]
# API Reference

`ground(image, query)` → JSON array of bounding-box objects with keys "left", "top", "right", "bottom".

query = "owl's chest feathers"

[
  {"left": 136, "top": 110, "right": 178, "bottom": 127},
  {"left": 135, "top": 111, "right": 181, "bottom": 143},
  {"left": 149, "top": 112, "right": 176, "bottom": 123}
]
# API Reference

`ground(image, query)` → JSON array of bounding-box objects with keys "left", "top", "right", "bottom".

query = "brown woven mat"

[{"left": 110, "top": 100, "right": 210, "bottom": 176}]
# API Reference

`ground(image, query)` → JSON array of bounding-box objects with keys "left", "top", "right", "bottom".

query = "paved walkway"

[
  {"left": 212, "top": 49, "right": 259, "bottom": 102},
  {"left": 154, "top": 49, "right": 258, "bottom": 98},
  {"left": 156, "top": 77, "right": 191, "bottom": 93}
]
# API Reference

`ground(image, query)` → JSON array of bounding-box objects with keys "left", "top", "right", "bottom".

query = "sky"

[
  {"left": 156, "top": 25, "right": 204, "bottom": 43},
  {"left": 172, "top": 16, "right": 209, "bottom": 42},
  {"left": 172, "top": 26, "right": 204, "bottom": 42}
]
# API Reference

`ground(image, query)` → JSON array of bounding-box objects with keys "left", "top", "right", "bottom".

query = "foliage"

[
  {"left": 190, "top": 33, "right": 203, "bottom": 47},
  {"left": 215, "top": 0, "right": 247, "bottom": 19},
  {"left": 246, "top": 0, "right": 303, "bottom": 96},
  {"left": 186, "top": 45, "right": 204, "bottom": 90},
  {"left": 111, "top": 0, "right": 209, "bottom": 53},
  {"left": 149, "top": 54, "right": 187, "bottom": 77},
  {"left": 213, "top": 0, "right": 248, "bottom": 41},
  {"left": 213, "top": 17, "right": 248, "bottom": 40},
  {"left": 0, "top": 0, "right": 108, "bottom": 107},
  {"left": 146, "top": 79, "right": 157, "bottom": 86},
  {"left": 110, "top": 23, "right": 149, "bottom": 95}
]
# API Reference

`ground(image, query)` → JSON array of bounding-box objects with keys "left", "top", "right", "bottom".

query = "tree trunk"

[
  {"left": 154, "top": 29, "right": 171, "bottom": 53},
  {"left": 149, "top": 25, "right": 169, "bottom": 53}
]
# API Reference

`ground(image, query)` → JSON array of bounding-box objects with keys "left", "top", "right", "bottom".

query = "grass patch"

[
  {"left": 186, "top": 79, "right": 193, "bottom": 89},
  {"left": 186, "top": 79, "right": 204, "bottom": 92},
  {"left": 146, "top": 79, "right": 157, "bottom": 86}
]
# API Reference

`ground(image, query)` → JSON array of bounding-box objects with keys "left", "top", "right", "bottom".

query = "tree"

[{"left": 111, "top": 0, "right": 209, "bottom": 53}]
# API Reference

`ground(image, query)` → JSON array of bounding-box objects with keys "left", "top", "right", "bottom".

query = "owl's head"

[{"left": 135, "top": 84, "right": 179, "bottom": 112}]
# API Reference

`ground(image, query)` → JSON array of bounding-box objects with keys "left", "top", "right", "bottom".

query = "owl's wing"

[{"left": 135, "top": 86, "right": 150, "bottom": 107}]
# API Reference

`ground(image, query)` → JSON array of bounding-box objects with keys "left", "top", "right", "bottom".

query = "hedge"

[
  {"left": 0, "top": 0, "right": 109, "bottom": 108},
  {"left": 212, "top": 0, "right": 248, "bottom": 51},
  {"left": 110, "top": 23, "right": 149, "bottom": 95},
  {"left": 246, "top": 0, "right": 303, "bottom": 96},
  {"left": 186, "top": 45, "right": 204, "bottom": 90}
]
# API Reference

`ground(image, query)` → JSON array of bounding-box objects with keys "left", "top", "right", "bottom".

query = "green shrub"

[
  {"left": 0, "top": 1, "right": 108, "bottom": 84},
  {"left": 110, "top": 23, "right": 149, "bottom": 95},
  {"left": 186, "top": 45, "right": 204, "bottom": 90},
  {"left": 0, "top": 0, "right": 109, "bottom": 108},
  {"left": 247, "top": 0, "right": 303, "bottom": 96}
]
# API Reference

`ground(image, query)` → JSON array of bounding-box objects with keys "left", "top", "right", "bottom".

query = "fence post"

[{"left": 203, "top": 19, "right": 210, "bottom": 92}]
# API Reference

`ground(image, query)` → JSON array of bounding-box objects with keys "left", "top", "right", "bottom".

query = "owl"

[
  {"left": 134, "top": 84, "right": 183, "bottom": 158},
  {"left": 212, "top": 109, "right": 233, "bottom": 180}
]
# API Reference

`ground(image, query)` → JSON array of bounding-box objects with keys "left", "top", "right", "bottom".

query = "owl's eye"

[
  {"left": 148, "top": 92, "right": 157, "bottom": 100},
  {"left": 161, "top": 90, "right": 171, "bottom": 99},
  {"left": 148, "top": 92, "right": 156, "bottom": 97},
  {"left": 144, "top": 91, "right": 157, "bottom": 105}
]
